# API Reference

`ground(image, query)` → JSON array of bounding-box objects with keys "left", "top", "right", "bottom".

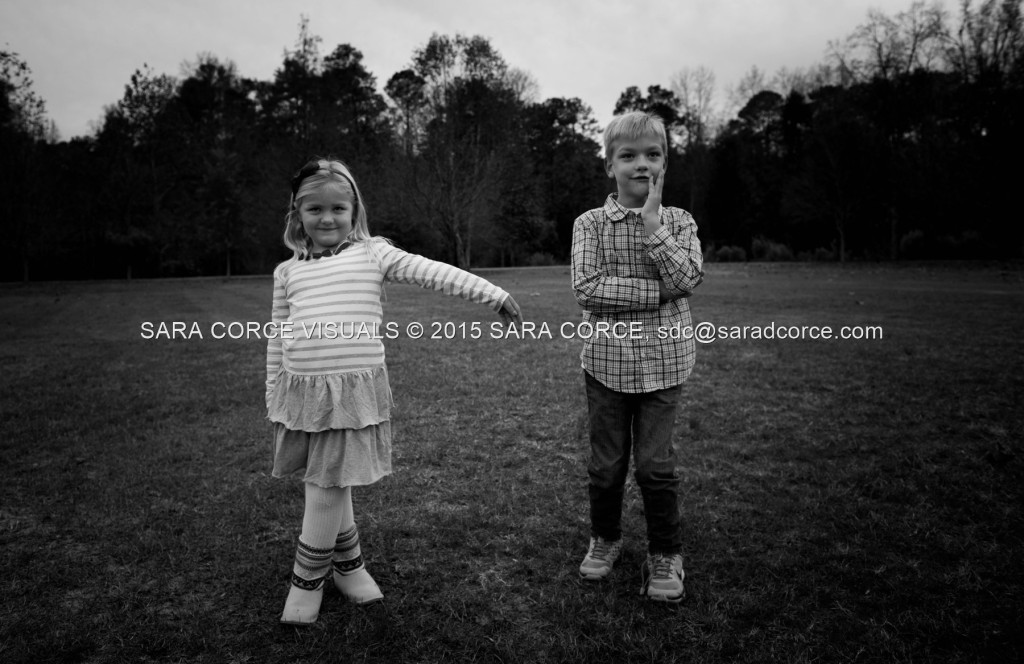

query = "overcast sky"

[{"left": 3, "top": 0, "right": 940, "bottom": 140}]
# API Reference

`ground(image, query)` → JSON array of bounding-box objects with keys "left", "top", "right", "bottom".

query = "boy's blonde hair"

[{"left": 603, "top": 111, "right": 668, "bottom": 165}]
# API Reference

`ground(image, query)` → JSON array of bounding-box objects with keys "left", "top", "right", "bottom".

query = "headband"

[{"left": 290, "top": 159, "right": 358, "bottom": 203}]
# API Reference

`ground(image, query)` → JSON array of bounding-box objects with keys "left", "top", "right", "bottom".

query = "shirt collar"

[{"left": 603, "top": 194, "right": 662, "bottom": 222}]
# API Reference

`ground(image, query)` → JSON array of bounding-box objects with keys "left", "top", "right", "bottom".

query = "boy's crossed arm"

[
  {"left": 571, "top": 203, "right": 703, "bottom": 314},
  {"left": 573, "top": 241, "right": 698, "bottom": 312},
  {"left": 571, "top": 217, "right": 662, "bottom": 313}
]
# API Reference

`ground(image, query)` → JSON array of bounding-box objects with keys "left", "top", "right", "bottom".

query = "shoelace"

[
  {"left": 649, "top": 555, "right": 677, "bottom": 579},
  {"left": 591, "top": 540, "right": 615, "bottom": 561}
]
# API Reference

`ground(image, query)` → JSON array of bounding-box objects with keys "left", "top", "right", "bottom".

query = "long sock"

[
  {"left": 293, "top": 483, "right": 346, "bottom": 585},
  {"left": 337, "top": 486, "right": 354, "bottom": 531},
  {"left": 292, "top": 539, "right": 332, "bottom": 589},
  {"left": 333, "top": 487, "right": 367, "bottom": 574},
  {"left": 334, "top": 525, "right": 364, "bottom": 574},
  {"left": 328, "top": 487, "right": 382, "bottom": 603}
]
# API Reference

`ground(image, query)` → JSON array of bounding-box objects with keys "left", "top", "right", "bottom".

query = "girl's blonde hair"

[{"left": 283, "top": 157, "right": 381, "bottom": 260}]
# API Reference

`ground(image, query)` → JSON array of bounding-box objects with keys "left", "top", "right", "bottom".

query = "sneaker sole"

[
  {"left": 579, "top": 570, "right": 612, "bottom": 581},
  {"left": 640, "top": 574, "right": 685, "bottom": 603}
]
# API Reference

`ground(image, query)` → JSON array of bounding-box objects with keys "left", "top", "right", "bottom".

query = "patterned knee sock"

[
  {"left": 292, "top": 538, "right": 333, "bottom": 589},
  {"left": 333, "top": 525, "right": 364, "bottom": 574}
]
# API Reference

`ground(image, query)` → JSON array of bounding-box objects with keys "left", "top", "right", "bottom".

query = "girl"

[{"left": 266, "top": 158, "right": 521, "bottom": 626}]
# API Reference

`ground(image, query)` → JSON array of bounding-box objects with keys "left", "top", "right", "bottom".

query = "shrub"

[
  {"left": 715, "top": 245, "right": 747, "bottom": 262},
  {"left": 798, "top": 246, "right": 837, "bottom": 262},
  {"left": 525, "top": 252, "right": 558, "bottom": 266},
  {"left": 899, "top": 230, "right": 926, "bottom": 259},
  {"left": 751, "top": 236, "right": 794, "bottom": 261}
]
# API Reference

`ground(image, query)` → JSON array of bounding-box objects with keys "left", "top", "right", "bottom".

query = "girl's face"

[{"left": 297, "top": 182, "right": 355, "bottom": 252}]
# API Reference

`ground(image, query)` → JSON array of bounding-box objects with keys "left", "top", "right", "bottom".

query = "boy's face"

[
  {"left": 606, "top": 135, "right": 665, "bottom": 208},
  {"left": 298, "top": 182, "right": 355, "bottom": 252}
]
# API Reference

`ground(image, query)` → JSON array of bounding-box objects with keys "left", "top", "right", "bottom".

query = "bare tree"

[
  {"left": 945, "top": 0, "right": 1024, "bottom": 82},
  {"left": 671, "top": 66, "right": 717, "bottom": 212},
  {"left": 725, "top": 65, "right": 767, "bottom": 117},
  {"left": 504, "top": 67, "right": 540, "bottom": 105},
  {"left": 671, "top": 65, "right": 718, "bottom": 146},
  {"left": 828, "top": 1, "right": 948, "bottom": 82}
]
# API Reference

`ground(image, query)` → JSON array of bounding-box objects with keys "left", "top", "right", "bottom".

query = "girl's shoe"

[
  {"left": 280, "top": 574, "right": 327, "bottom": 625},
  {"left": 333, "top": 556, "right": 384, "bottom": 605}
]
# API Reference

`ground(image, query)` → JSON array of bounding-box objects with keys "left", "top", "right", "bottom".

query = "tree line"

[{"left": 2, "top": 1, "right": 1022, "bottom": 281}]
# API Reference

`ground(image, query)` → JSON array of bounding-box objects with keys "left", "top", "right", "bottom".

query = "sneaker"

[
  {"left": 579, "top": 536, "right": 622, "bottom": 580},
  {"left": 640, "top": 553, "right": 685, "bottom": 603}
]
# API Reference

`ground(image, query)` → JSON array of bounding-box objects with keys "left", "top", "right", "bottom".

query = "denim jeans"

[{"left": 584, "top": 371, "right": 683, "bottom": 555}]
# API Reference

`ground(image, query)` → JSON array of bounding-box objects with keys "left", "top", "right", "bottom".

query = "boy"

[{"left": 570, "top": 111, "right": 704, "bottom": 603}]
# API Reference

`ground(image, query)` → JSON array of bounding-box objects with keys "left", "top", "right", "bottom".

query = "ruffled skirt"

[
  {"left": 268, "top": 365, "right": 394, "bottom": 488},
  {"left": 272, "top": 421, "right": 392, "bottom": 487},
  {"left": 267, "top": 365, "right": 393, "bottom": 431}
]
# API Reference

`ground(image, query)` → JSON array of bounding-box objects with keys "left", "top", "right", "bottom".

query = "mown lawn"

[{"left": 1, "top": 262, "right": 1022, "bottom": 663}]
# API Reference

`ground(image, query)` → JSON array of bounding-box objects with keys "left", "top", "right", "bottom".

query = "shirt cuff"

[
  {"left": 642, "top": 224, "right": 673, "bottom": 249},
  {"left": 639, "top": 278, "right": 660, "bottom": 309}
]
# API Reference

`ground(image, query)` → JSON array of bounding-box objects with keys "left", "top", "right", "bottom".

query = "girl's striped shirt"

[{"left": 266, "top": 240, "right": 509, "bottom": 402}]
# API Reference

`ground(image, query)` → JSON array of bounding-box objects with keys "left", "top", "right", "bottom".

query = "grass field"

[{"left": 1, "top": 262, "right": 1022, "bottom": 663}]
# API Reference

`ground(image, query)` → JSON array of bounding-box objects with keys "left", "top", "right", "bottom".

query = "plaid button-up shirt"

[{"left": 571, "top": 194, "right": 704, "bottom": 393}]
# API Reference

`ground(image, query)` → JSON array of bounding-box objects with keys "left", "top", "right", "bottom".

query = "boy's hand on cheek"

[{"left": 642, "top": 169, "right": 664, "bottom": 236}]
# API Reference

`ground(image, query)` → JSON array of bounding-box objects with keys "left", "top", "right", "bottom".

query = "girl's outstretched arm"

[
  {"left": 497, "top": 294, "right": 522, "bottom": 327},
  {"left": 377, "top": 241, "right": 520, "bottom": 320}
]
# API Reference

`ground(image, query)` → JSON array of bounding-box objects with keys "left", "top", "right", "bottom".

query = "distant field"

[{"left": 1, "top": 262, "right": 1022, "bottom": 663}]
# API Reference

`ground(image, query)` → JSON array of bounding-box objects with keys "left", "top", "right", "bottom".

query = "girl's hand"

[
  {"left": 498, "top": 294, "right": 522, "bottom": 327},
  {"left": 642, "top": 168, "right": 665, "bottom": 236}
]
